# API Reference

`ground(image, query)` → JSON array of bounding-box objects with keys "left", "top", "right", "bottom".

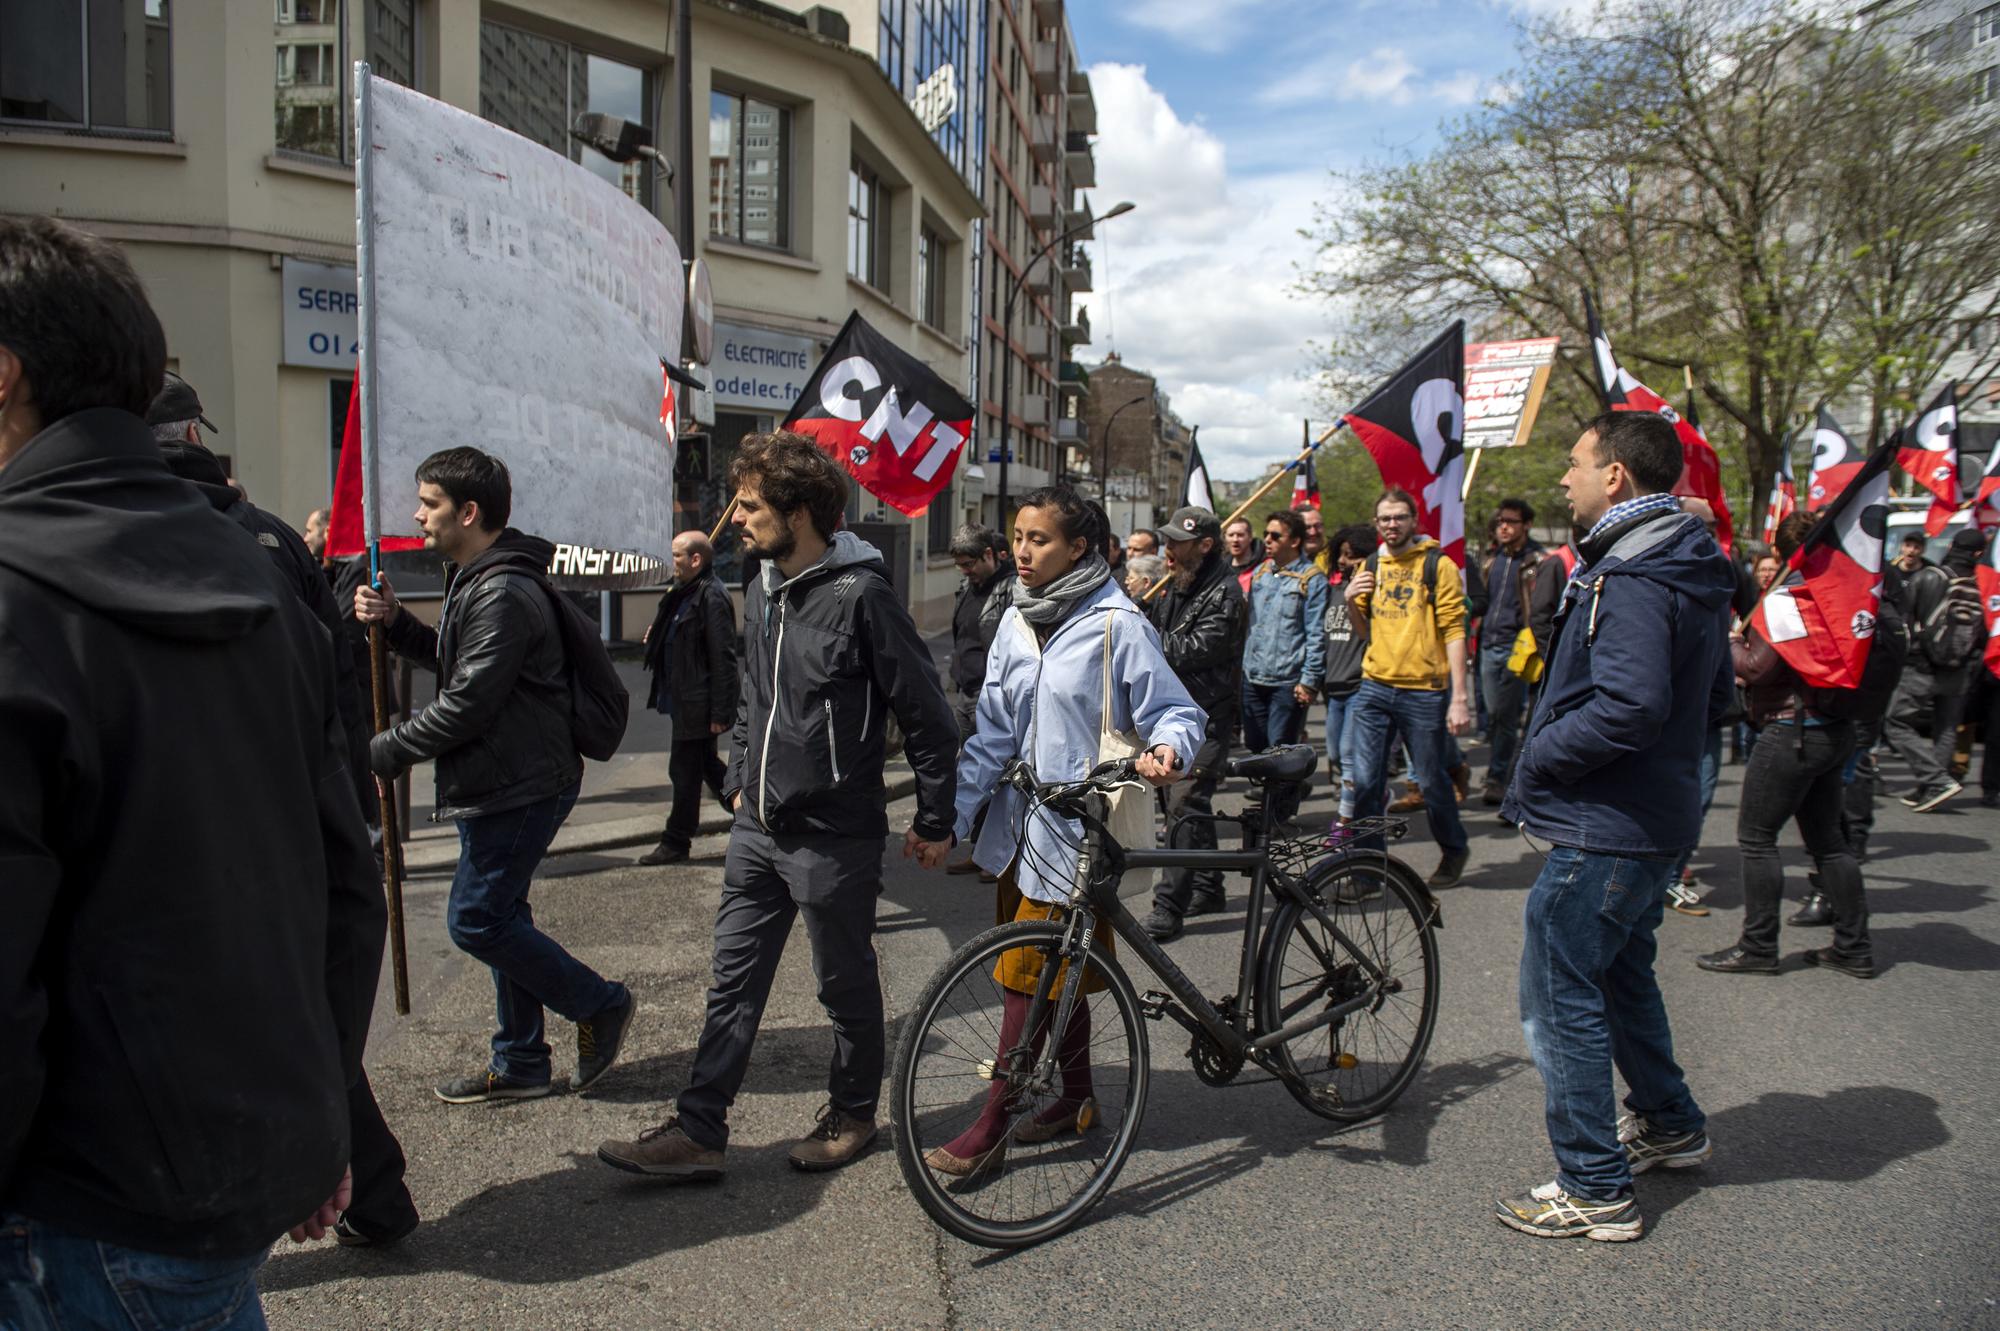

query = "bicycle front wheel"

[
  {"left": 1254, "top": 856, "right": 1440, "bottom": 1122},
  {"left": 890, "top": 919, "right": 1149, "bottom": 1248}
]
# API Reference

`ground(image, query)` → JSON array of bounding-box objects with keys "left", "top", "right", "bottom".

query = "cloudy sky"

[{"left": 1066, "top": 0, "right": 1584, "bottom": 480}]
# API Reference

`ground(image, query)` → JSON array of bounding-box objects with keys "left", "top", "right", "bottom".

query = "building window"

[
  {"left": 909, "top": 0, "right": 968, "bottom": 174},
  {"left": 1980, "top": 4, "right": 2000, "bottom": 44},
  {"left": 1, "top": 0, "right": 173, "bottom": 135},
  {"left": 878, "top": 0, "right": 905, "bottom": 90},
  {"left": 848, "top": 158, "right": 885, "bottom": 288},
  {"left": 367, "top": 0, "right": 418, "bottom": 92},
  {"left": 274, "top": 1, "right": 419, "bottom": 163},
  {"left": 1977, "top": 65, "right": 2000, "bottom": 107},
  {"left": 918, "top": 225, "right": 947, "bottom": 329},
  {"left": 479, "top": 21, "right": 655, "bottom": 208},
  {"left": 709, "top": 88, "right": 790, "bottom": 248}
]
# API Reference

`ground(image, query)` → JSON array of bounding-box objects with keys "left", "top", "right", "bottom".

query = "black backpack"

[
  {"left": 1364, "top": 546, "right": 1442, "bottom": 603},
  {"left": 1917, "top": 569, "right": 1985, "bottom": 671}
]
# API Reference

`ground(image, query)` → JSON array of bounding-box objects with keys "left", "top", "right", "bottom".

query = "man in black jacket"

[
  {"left": 947, "top": 522, "right": 1016, "bottom": 741},
  {"left": 149, "top": 382, "right": 417, "bottom": 1248},
  {"left": 639, "top": 530, "right": 739, "bottom": 865},
  {"left": 1882, "top": 526, "right": 1988, "bottom": 812},
  {"left": 1142, "top": 506, "right": 1250, "bottom": 942},
  {"left": 357, "top": 447, "right": 635, "bottom": 1105},
  {"left": 598, "top": 431, "right": 957, "bottom": 1181},
  {"left": 0, "top": 216, "right": 382, "bottom": 1318},
  {"left": 1476, "top": 499, "right": 1544, "bottom": 805}
]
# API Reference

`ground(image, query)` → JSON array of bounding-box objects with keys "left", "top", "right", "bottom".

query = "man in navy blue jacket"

[{"left": 1496, "top": 411, "right": 1736, "bottom": 1243}]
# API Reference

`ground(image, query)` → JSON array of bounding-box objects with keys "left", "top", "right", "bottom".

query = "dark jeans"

[
  {"left": 1519, "top": 846, "right": 1703, "bottom": 1200},
  {"left": 1154, "top": 722, "right": 1230, "bottom": 917},
  {"left": 1737, "top": 719, "right": 1870, "bottom": 960},
  {"left": 449, "top": 783, "right": 623, "bottom": 1083},
  {"left": 345, "top": 1069, "right": 417, "bottom": 1239},
  {"left": 662, "top": 732, "right": 727, "bottom": 851},
  {"left": 1841, "top": 716, "right": 1886, "bottom": 853},
  {"left": 678, "top": 825, "right": 884, "bottom": 1150},
  {"left": 1882, "top": 669, "right": 1967, "bottom": 794},
  {"left": 1240, "top": 680, "right": 1305, "bottom": 752},
  {"left": 1478, "top": 640, "right": 1528, "bottom": 787},
  {"left": 1, "top": 1214, "right": 268, "bottom": 1330},
  {"left": 1344, "top": 680, "right": 1468, "bottom": 853}
]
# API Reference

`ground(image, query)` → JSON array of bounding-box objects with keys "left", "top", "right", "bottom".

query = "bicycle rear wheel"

[
  {"left": 1254, "top": 856, "right": 1439, "bottom": 1122},
  {"left": 890, "top": 919, "right": 1149, "bottom": 1248}
]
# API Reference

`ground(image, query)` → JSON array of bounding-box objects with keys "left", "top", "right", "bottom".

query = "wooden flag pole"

[
  {"left": 1461, "top": 446, "right": 1486, "bottom": 502},
  {"left": 708, "top": 495, "right": 740, "bottom": 545},
  {"left": 1140, "top": 422, "right": 1346, "bottom": 602},
  {"left": 367, "top": 576, "right": 411, "bottom": 1017}
]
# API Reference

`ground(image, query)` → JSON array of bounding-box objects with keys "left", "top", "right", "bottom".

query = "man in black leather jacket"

[
  {"left": 639, "top": 530, "right": 739, "bottom": 865},
  {"left": 358, "top": 447, "right": 634, "bottom": 1106},
  {"left": 1142, "top": 506, "right": 1250, "bottom": 941}
]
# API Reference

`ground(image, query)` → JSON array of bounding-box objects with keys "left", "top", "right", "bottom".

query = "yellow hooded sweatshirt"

[{"left": 1357, "top": 538, "right": 1466, "bottom": 691}]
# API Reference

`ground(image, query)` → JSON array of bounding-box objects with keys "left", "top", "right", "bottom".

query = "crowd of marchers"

[{"left": 8, "top": 213, "right": 1997, "bottom": 1331}]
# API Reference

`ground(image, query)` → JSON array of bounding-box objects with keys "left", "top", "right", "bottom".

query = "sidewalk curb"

[{"left": 401, "top": 771, "right": 924, "bottom": 873}]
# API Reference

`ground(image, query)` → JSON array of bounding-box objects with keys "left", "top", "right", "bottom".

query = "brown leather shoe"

[
  {"left": 1387, "top": 782, "right": 1426, "bottom": 813},
  {"left": 923, "top": 1139, "right": 1007, "bottom": 1179},
  {"left": 596, "top": 1118, "right": 725, "bottom": 1181},
  {"left": 789, "top": 1103, "right": 878, "bottom": 1172},
  {"left": 1450, "top": 763, "right": 1472, "bottom": 803},
  {"left": 1014, "top": 1096, "right": 1096, "bottom": 1144}
]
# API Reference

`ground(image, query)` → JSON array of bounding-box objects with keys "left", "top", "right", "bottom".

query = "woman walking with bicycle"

[{"left": 925, "top": 486, "right": 1204, "bottom": 1179}]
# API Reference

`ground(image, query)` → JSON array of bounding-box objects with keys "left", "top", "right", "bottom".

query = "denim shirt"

[
  {"left": 954, "top": 578, "right": 1207, "bottom": 902},
  {"left": 1242, "top": 557, "right": 1329, "bottom": 688}
]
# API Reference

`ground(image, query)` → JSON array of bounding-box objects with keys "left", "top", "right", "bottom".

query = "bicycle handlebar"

[{"left": 1001, "top": 749, "right": 1183, "bottom": 813}]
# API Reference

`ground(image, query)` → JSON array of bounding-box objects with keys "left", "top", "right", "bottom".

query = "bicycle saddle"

[{"left": 1226, "top": 745, "right": 1318, "bottom": 784}]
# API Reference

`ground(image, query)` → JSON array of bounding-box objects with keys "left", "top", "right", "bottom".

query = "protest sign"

[{"left": 1463, "top": 337, "right": 1559, "bottom": 450}]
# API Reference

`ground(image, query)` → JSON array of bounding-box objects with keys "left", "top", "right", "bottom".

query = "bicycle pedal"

[{"left": 1139, "top": 990, "right": 1172, "bottom": 1021}]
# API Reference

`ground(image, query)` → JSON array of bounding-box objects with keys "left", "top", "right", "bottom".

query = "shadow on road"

[
  {"left": 260, "top": 1143, "right": 833, "bottom": 1291},
  {"left": 582, "top": 1020, "right": 848, "bottom": 1106},
  {"left": 1868, "top": 920, "right": 2000, "bottom": 973}
]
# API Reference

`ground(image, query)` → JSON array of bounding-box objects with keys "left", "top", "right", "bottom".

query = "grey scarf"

[{"left": 1010, "top": 553, "right": 1112, "bottom": 626}]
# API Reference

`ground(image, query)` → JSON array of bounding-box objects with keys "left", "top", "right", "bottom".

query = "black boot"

[{"left": 1788, "top": 892, "right": 1833, "bottom": 927}]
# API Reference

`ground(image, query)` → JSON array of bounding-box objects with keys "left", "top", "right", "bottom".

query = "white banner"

[{"left": 355, "top": 70, "right": 682, "bottom": 569}]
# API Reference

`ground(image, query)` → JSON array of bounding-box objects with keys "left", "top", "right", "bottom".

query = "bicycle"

[{"left": 889, "top": 744, "right": 1443, "bottom": 1248}]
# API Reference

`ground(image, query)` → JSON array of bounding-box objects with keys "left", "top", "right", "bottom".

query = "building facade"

[
  {"left": 0, "top": 0, "right": 983, "bottom": 625},
  {"left": 1081, "top": 352, "right": 1192, "bottom": 537}
]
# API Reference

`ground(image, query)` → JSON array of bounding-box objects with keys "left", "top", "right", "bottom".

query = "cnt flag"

[
  {"left": 1750, "top": 442, "right": 1895, "bottom": 690},
  {"left": 1978, "top": 525, "right": 2000, "bottom": 678},
  {"left": 1342, "top": 322, "right": 1466, "bottom": 565},
  {"left": 780, "top": 311, "right": 974, "bottom": 517},
  {"left": 1892, "top": 382, "right": 1960, "bottom": 537},
  {"left": 1583, "top": 292, "right": 1734, "bottom": 552},
  {"left": 1182, "top": 426, "right": 1216, "bottom": 512},
  {"left": 327, "top": 372, "right": 424, "bottom": 560},
  {"left": 1806, "top": 406, "right": 1864, "bottom": 512},
  {"left": 1971, "top": 445, "right": 2000, "bottom": 531},
  {"left": 1763, "top": 428, "right": 1798, "bottom": 545}
]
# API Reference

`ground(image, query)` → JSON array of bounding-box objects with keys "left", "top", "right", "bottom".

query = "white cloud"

[
  {"left": 1119, "top": 0, "right": 1270, "bottom": 53},
  {"left": 1083, "top": 63, "right": 1336, "bottom": 481},
  {"left": 1430, "top": 70, "right": 1485, "bottom": 105},
  {"left": 1257, "top": 48, "right": 1490, "bottom": 110},
  {"left": 1342, "top": 47, "right": 1421, "bottom": 104}
]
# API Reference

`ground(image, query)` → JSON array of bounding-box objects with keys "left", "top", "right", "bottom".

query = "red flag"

[
  {"left": 1806, "top": 406, "right": 1863, "bottom": 512},
  {"left": 327, "top": 373, "right": 423, "bottom": 560},
  {"left": 1290, "top": 459, "right": 1321, "bottom": 511},
  {"left": 1972, "top": 446, "right": 2000, "bottom": 532},
  {"left": 1342, "top": 321, "right": 1466, "bottom": 565},
  {"left": 780, "top": 311, "right": 973, "bottom": 517},
  {"left": 1978, "top": 525, "right": 2000, "bottom": 679},
  {"left": 1762, "top": 430, "right": 1797, "bottom": 545},
  {"left": 1583, "top": 294, "right": 1734, "bottom": 553},
  {"left": 1749, "top": 443, "right": 1895, "bottom": 689},
  {"left": 1893, "top": 382, "right": 1959, "bottom": 537},
  {"left": 659, "top": 368, "right": 678, "bottom": 451}
]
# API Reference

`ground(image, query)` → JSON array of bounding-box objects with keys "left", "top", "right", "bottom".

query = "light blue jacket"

[
  {"left": 954, "top": 578, "right": 1207, "bottom": 903},
  {"left": 1242, "top": 557, "right": 1329, "bottom": 688}
]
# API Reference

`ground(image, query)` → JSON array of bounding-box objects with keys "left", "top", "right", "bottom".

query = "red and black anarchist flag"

[
  {"left": 1971, "top": 445, "right": 2000, "bottom": 532},
  {"left": 1750, "top": 443, "right": 1895, "bottom": 690},
  {"left": 781, "top": 311, "right": 975, "bottom": 517},
  {"left": 1977, "top": 525, "right": 2000, "bottom": 678},
  {"left": 1806, "top": 406, "right": 1864, "bottom": 512},
  {"left": 1583, "top": 292, "right": 1734, "bottom": 552},
  {"left": 1342, "top": 321, "right": 1466, "bottom": 565},
  {"left": 1893, "top": 382, "right": 1960, "bottom": 537},
  {"left": 1290, "top": 426, "right": 1322, "bottom": 512},
  {"left": 1763, "top": 429, "right": 1798, "bottom": 545}
]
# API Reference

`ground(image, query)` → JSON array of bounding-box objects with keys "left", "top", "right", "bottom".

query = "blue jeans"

[
  {"left": 1345, "top": 681, "right": 1467, "bottom": 852},
  {"left": 449, "top": 783, "right": 624, "bottom": 1083},
  {"left": 1, "top": 1215, "right": 267, "bottom": 1330},
  {"left": 1240, "top": 679, "right": 1305, "bottom": 753},
  {"left": 1325, "top": 690, "right": 1357, "bottom": 817},
  {"left": 1519, "top": 846, "right": 1704, "bottom": 1199},
  {"left": 1478, "top": 641, "right": 1529, "bottom": 787}
]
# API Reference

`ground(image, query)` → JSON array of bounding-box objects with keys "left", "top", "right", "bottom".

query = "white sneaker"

[{"left": 1911, "top": 781, "right": 1963, "bottom": 813}]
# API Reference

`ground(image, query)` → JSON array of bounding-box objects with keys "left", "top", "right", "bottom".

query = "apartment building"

[
  {"left": 0, "top": 0, "right": 982, "bottom": 625},
  {"left": 1081, "top": 352, "right": 1192, "bottom": 536}
]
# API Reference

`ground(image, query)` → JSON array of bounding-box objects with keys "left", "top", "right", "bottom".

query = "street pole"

[
  {"left": 675, "top": 0, "right": 694, "bottom": 258},
  {"left": 998, "top": 200, "right": 1136, "bottom": 530}
]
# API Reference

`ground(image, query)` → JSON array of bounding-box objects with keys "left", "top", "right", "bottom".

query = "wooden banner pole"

[
  {"left": 1461, "top": 445, "right": 1486, "bottom": 502},
  {"left": 707, "top": 495, "right": 740, "bottom": 546},
  {"left": 367, "top": 598, "right": 411, "bottom": 1017}
]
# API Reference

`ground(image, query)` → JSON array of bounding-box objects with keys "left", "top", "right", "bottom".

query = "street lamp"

[
  {"left": 997, "top": 199, "right": 1136, "bottom": 530},
  {"left": 1100, "top": 395, "right": 1152, "bottom": 505}
]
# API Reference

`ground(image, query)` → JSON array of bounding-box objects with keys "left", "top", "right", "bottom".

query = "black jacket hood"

[
  {"left": 0, "top": 408, "right": 277, "bottom": 641},
  {"left": 455, "top": 529, "right": 558, "bottom": 584}
]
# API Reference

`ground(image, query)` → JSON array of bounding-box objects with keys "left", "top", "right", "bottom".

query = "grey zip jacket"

[{"left": 725, "top": 531, "right": 958, "bottom": 841}]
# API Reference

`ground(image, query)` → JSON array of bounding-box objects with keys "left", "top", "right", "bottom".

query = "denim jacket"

[
  {"left": 954, "top": 578, "right": 1207, "bottom": 902},
  {"left": 1242, "top": 557, "right": 1329, "bottom": 688}
]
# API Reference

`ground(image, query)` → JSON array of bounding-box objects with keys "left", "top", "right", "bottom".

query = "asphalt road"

[{"left": 262, "top": 727, "right": 2000, "bottom": 1331}]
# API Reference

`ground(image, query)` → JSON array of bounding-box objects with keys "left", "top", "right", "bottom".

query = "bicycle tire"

[
  {"left": 890, "top": 919, "right": 1149, "bottom": 1248},
  {"left": 1254, "top": 855, "right": 1440, "bottom": 1123}
]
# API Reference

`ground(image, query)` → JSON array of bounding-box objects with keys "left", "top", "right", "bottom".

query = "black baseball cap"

[
  {"left": 145, "top": 371, "right": 218, "bottom": 434},
  {"left": 1949, "top": 526, "right": 1987, "bottom": 555},
  {"left": 1157, "top": 506, "right": 1222, "bottom": 543}
]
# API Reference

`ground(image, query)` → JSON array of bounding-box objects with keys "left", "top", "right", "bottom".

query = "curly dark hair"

[{"left": 729, "top": 430, "right": 850, "bottom": 540}]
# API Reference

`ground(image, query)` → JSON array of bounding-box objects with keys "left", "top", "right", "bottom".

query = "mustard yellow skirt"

[{"left": 992, "top": 866, "right": 1115, "bottom": 996}]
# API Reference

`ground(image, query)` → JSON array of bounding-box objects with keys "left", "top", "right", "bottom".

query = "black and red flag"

[
  {"left": 1749, "top": 442, "right": 1895, "bottom": 690},
  {"left": 1977, "top": 524, "right": 2000, "bottom": 679},
  {"left": 1892, "top": 382, "right": 1960, "bottom": 537},
  {"left": 1762, "top": 428, "right": 1797, "bottom": 545},
  {"left": 1583, "top": 292, "right": 1734, "bottom": 552},
  {"left": 780, "top": 311, "right": 975, "bottom": 517},
  {"left": 1971, "top": 445, "right": 2000, "bottom": 532},
  {"left": 1291, "top": 420, "right": 1322, "bottom": 511},
  {"left": 1806, "top": 406, "right": 1864, "bottom": 512},
  {"left": 1342, "top": 321, "right": 1466, "bottom": 565}
]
